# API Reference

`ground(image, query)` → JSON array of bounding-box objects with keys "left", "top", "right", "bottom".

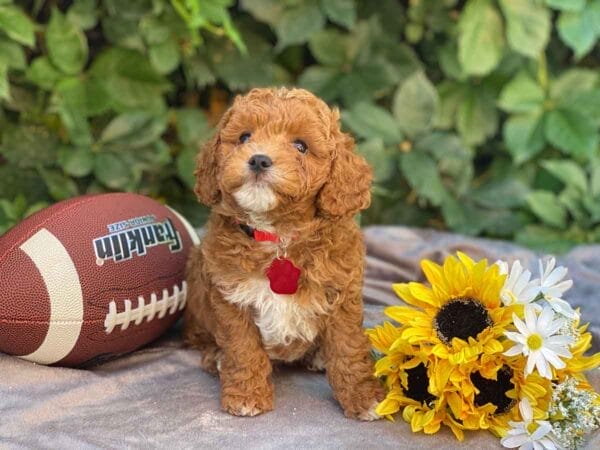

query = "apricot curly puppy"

[{"left": 184, "top": 87, "right": 385, "bottom": 419}]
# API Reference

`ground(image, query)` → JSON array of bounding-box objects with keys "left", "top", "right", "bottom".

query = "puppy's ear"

[
  {"left": 193, "top": 108, "right": 233, "bottom": 206},
  {"left": 316, "top": 108, "right": 373, "bottom": 218}
]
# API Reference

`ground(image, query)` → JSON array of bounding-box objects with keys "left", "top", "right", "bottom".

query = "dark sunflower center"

[
  {"left": 433, "top": 297, "right": 492, "bottom": 345},
  {"left": 403, "top": 363, "right": 436, "bottom": 405},
  {"left": 470, "top": 366, "right": 515, "bottom": 414}
]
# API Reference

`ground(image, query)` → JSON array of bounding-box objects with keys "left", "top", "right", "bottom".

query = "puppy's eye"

[
  {"left": 239, "top": 132, "right": 251, "bottom": 144},
  {"left": 293, "top": 139, "right": 308, "bottom": 154}
]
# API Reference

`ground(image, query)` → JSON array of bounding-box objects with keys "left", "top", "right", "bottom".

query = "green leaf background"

[{"left": 1, "top": 0, "right": 600, "bottom": 252}]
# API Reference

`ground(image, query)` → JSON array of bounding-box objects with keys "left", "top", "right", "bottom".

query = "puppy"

[{"left": 184, "top": 87, "right": 384, "bottom": 420}]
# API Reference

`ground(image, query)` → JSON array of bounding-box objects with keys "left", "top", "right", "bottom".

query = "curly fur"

[{"left": 184, "top": 87, "right": 384, "bottom": 419}]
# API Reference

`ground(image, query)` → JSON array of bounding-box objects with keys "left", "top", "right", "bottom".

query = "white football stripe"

[
  {"left": 166, "top": 206, "right": 200, "bottom": 245},
  {"left": 20, "top": 228, "right": 84, "bottom": 365}
]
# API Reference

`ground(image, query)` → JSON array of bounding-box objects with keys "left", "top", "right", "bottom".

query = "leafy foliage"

[{"left": 1, "top": 0, "right": 600, "bottom": 252}]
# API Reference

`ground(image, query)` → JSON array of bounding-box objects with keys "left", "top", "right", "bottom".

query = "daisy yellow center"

[
  {"left": 433, "top": 297, "right": 492, "bottom": 345},
  {"left": 527, "top": 333, "right": 544, "bottom": 350},
  {"left": 527, "top": 421, "right": 540, "bottom": 435}
]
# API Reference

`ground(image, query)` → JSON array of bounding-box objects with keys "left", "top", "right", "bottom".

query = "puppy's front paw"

[
  {"left": 340, "top": 380, "right": 385, "bottom": 421},
  {"left": 222, "top": 393, "right": 273, "bottom": 417},
  {"left": 221, "top": 382, "right": 274, "bottom": 417},
  {"left": 356, "top": 401, "right": 381, "bottom": 421}
]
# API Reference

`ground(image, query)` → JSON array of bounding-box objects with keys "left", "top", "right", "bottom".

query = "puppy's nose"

[{"left": 248, "top": 154, "right": 273, "bottom": 172}]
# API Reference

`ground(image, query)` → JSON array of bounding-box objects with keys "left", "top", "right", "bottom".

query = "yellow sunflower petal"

[
  {"left": 447, "top": 392, "right": 464, "bottom": 419},
  {"left": 402, "top": 404, "right": 417, "bottom": 423},
  {"left": 388, "top": 337, "right": 407, "bottom": 353},
  {"left": 469, "top": 259, "right": 488, "bottom": 291},
  {"left": 411, "top": 410, "right": 426, "bottom": 432},
  {"left": 520, "top": 380, "right": 548, "bottom": 401},
  {"left": 449, "top": 345, "right": 480, "bottom": 365},
  {"left": 374, "top": 356, "right": 396, "bottom": 377},
  {"left": 366, "top": 321, "right": 404, "bottom": 352},
  {"left": 391, "top": 283, "right": 415, "bottom": 305},
  {"left": 489, "top": 421, "right": 510, "bottom": 438},
  {"left": 483, "top": 339, "right": 504, "bottom": 355},
  {"left": 565, "top": 353, "right": 600, "bottom": 372},
  {"left": 456, "top": 251, "right": 476, "bottom": 268},
  {"left": 421, "top": 409, "right": 436, "bottom": 428},
  {"left": 461, "top": 381, "right": 476, "bottom": 398},
  {"left": 479, "top": 283, "right": 502, "bottom": 308},
  {"left": 409, "top": 282, "right": 441, "bottom": 308},
  {"left": 478, "top": 362, "right": 502, "bottom": 380},
  {"left": 392, "top": 283, "right": 438, "bottom": 309},
  {"left": 462, "top": 414, "right": 481, "bottom": 430},
  {"left": 401, "top": 357, "right": 424, "bottom": 370},
  {"left": 431, "top": 359, "right": 454, "bottom": 395},
  {"left": 431, "top": 343, "right": 449, "bottom": 359},
  {"left": 571, "top": 332, "right": 593, "bottom": 355},
  {"left": 385, "top": 306, "right": 428, "bottom": 325},
  {"left": 421, "top": 259, "right": 447, "bottom": 290},
  {"left": 376, "top": 397, "right": 400, "bottom": 416},
  {"left": 444, "top": 256, "right": 464, "bottom": 295},
  {"left": 423, "top": 419, "right": 441, "bottom": 435},
  {"left": 444, "top": 415, "right": 465, "bottom": 441},
  {"left": 401, "top": 326, "right": 433, "bottom": 344}
]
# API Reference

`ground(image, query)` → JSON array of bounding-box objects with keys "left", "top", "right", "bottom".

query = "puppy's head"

[{"left": 194, "top": 87, "right": 372, "bottom": 219}]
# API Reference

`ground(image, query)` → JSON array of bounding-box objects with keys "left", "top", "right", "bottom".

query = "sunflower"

[
  {"left": 468, "top": 359, "right": 552, "bottom": 437},
  {"left": 385, "top": 252, "right": 514, "bottom": 366},
  {"left": 374, "top": 353, "right": 465, "bottom": 440},
  {"left": 368, "top": 325, "right": 434, "bottom": 411},
  {"left": 430, "top": 353, "right": 551, "bottom": 438}
]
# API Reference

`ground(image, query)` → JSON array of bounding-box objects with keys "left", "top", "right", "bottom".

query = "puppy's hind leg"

[
  {"left": 183, "top": 245, "right": 222, "bottom": 375},
  {"left": 302, "top": 344, "right": 327, "bottom": 372},
  {"left": 183, "top": 316, "right": 222, "bottom": 375}
]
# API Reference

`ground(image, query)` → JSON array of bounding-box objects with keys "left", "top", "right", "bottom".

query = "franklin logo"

[{"left": 94, "top": 215, "right": 182, "bottom": 264}]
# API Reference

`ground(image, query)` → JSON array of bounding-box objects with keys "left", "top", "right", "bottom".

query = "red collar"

[{"left": 238, "top": 223, "right": 280, "bottom": 243}]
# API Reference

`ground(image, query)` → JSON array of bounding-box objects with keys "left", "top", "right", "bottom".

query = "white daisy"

[
  {"left": 497, "top": 260, "right": 540, "bottom": 307},
  {"left": 501, "top": 398, "right": 557, "bottom": 450},
  {"left": 504, "top": 305, "right": 574, "bottom": 379},
  {"left": 538, "top": 258, "right": 578, "bottom": 319}
]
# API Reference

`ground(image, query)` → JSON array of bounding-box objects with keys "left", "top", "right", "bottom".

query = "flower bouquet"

[{"left": 367, "top": 252, "right": 600, "bottom": 449}]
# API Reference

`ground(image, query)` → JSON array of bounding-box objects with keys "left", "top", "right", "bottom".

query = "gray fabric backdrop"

[{"left": 1, "top": 226, "right": 599, "bottom": 449}]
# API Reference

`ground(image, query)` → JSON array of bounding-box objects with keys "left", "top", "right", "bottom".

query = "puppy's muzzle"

[{"left": 248, "top": 154, "right": 273, "bottom": 173}]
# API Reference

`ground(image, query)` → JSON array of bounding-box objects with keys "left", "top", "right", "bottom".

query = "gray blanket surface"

[{"left": 1, "top": 226, "right": 599, "bottom": 449}]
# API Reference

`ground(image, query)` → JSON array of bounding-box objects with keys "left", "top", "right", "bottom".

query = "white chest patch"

[{"left": 220, "top": 278, "right": 318, "bottom": 354}]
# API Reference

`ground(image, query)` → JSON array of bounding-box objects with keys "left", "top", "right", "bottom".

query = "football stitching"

[
  {"left": 104, "top": 281, "right": 187, "bottom": 334},
  {"left": 0, "top": 281, "right": 187, "bottom": 326},
  {"left": 87, "top": 271, "right": 184, "bottom": 312}
]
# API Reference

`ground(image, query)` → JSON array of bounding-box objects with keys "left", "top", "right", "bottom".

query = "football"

[{"left": 0, "top": 193, "right": 199, "bottom": 367}]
